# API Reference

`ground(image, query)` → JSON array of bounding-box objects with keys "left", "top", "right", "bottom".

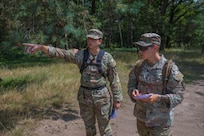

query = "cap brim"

[
  {"left": 135, "top": 41, "right": 152, "bottom": 47},
  {"left": 86, "top": 35, "right": 100, "bottom": 39}
]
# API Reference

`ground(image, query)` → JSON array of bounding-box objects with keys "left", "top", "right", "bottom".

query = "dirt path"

[{"left": 30, "top": 81, "right": 204, "bottom": 136}]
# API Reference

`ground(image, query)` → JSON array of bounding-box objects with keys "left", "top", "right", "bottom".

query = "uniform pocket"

[
  {"left": 134, "top": 102, "right": 146, "bottom": 120},
  {"left": 93, "top": 87, "right": 111, "bottom": 106},
  {"left": 77, "top": 87, "right": 92, "bottom": 104}
]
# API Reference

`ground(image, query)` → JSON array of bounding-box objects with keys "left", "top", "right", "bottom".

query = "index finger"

[{"left": 23, "top": 43, "right": 35, "bottom": 47}]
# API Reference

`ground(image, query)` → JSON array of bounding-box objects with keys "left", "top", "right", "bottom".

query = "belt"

[{"left": 80, "top": 85, "right": 106, "bottom": 90}]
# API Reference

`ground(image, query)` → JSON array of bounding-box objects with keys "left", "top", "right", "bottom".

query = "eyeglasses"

[{"left": 138, "top": 45, "right": 154, "bottom": 51}]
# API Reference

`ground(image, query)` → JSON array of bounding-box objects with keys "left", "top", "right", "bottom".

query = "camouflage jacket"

[
  {"left": 48, "top": 46, "right": 123, "bottom": 103},
  {"left": 128, "top": 55, "right": 185, "bottom": 127}
]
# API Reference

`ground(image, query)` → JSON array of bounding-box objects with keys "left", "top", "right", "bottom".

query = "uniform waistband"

[
  {"left": 137, "top": 119, "right": 171, "bottom": 128},
  {"left": 80, "top": 85, "right": 106, "bottom": 90}
]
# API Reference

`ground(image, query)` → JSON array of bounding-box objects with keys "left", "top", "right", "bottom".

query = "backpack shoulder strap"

[
  {"left": 80, "top": 49, "right": 105, "bottom": 76},
  {"left": 96, "top": 49, "right": 105, "bottom": 76},
  {"left": 80, "top": 48, "right": 89, "bottom": 74},
  {"left": 162, "top": 59, "right": 174, "bottom": 94},
  {"left": 135, "top": 60, "right": 144, "bottom": 82}
]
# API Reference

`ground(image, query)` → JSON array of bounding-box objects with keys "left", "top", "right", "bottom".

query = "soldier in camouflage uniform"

[
  {"left": 23, "top": 29, "right": 123, "bottom": 136},
  {"left": 128, "top": 33, "right": 185, "bottom": 136}
]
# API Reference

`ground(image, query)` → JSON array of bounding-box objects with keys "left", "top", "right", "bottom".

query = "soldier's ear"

[
  {"left": 153, "top": 45, "right": 159, "bottom": 50},
  {"left": 99, "top": 39, "right": 103, "bottom": 44}
]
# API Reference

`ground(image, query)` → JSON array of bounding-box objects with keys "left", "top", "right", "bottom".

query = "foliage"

[
  {"left": 192, "top": 10, "right": 204, "bottom": 52},
  {"left": 0, "top": 0, "right": 204, "bottom": 61}
]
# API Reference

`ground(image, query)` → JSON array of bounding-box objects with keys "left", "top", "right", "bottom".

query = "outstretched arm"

[
  {"left": 23, "top": 43, "right": 79, "bottom": 55},
  {"left": 23, "top": 43, "right": 49, "bottom": 54}
]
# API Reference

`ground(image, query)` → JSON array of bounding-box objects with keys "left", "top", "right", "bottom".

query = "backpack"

[
  {"left": 135, "top": 59, "right": 174, "bottom": 94},
  {"left": 80, "top": 48, "right": 105, "bottom": 77}
]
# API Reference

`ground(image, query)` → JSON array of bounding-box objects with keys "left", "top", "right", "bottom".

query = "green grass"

[
  {"left": 0, "top": 49, "right": 203, "bottom": 135},
  {"left": 162, "top": 49, "right": 204, "bottom": 82}
]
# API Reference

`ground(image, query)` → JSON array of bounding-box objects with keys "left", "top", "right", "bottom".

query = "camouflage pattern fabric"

[
  {"left": 137, "top": 119, "right": 172, "bottom": 136},
  {"left": 78, "top": 87, "right": 112, "bottom": 135},
  {"left": 128, "top": 55, "right": 185, "bottom": 132},
  {"left": 48, "top": 46, "right": 123, "bottom": 136}
]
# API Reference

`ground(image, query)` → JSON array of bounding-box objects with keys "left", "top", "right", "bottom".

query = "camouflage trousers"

[
  {"left": 137, "top": 119, "right": 172, "bottom": 136},
  {"left": 78, "top": 86, "right": 113, "bottom": 136}
]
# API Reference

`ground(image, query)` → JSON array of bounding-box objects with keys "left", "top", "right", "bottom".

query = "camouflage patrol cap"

[
  {"left": 86, "top": 29, "right": 103, "bottom": 39},
  {"left": 135, "top": 33, "right": 161, "bottom": 47}
]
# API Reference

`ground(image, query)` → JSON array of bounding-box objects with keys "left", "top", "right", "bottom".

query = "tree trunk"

[
  {"left": 118, "top": 22, "right": 123, "bottom": 47},
  {"left": 161, "top": 0, "right": 169, "bottom": 16},
  {"left": 91, "top": 0, "right": 96, "bottom": 14},
  {"left": 126, "top": 16, "right": 132, "bottom": 48},
  {"left": 65, "top": 33, "right": 69, "bottom": 49},
  {"left": 166, "top": 36, "right": 171, "bottom": 49}
]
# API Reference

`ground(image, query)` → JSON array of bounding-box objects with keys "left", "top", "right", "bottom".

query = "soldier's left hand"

[
  {"left": 114, "top": 101, "right": 121, "bottom": 109},
  {"left": 141, "top": 94, "right": 160, "bottom": 103}
]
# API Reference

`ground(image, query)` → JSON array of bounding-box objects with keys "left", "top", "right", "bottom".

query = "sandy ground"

[{"left": 30, "top": 80, "right": 204, "bottom": 136}]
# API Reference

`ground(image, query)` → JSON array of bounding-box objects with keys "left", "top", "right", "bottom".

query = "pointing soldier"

[
  {"left": 128, "top": 33, "right": 185, "bottom": 136},
  {"left": 23, "top": 29, "right": 123, "bottom": 136}
]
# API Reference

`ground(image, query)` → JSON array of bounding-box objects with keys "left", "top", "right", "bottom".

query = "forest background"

[{"left": 1, "top": 0, "right": 204, "bottom": 61}]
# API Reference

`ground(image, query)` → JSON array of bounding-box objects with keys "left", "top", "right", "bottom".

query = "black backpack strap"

[
  {"left": 80, "top": 49, "right": 105, "bottom": 77},
  {"left": 80, "top": 48, "right": 89, "bottom": 74},
  {"left": 96, "top": 49, "right": 105, "bottom": 77}
]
